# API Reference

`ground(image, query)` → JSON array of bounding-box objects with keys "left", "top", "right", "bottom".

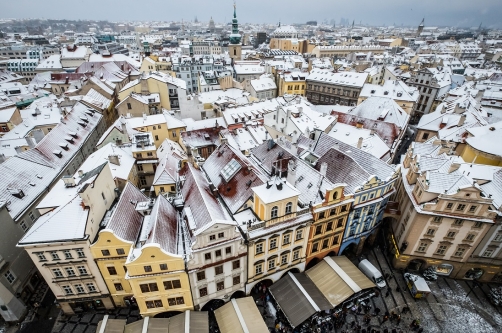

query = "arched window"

[
  {"left": 285, "top": 202, "right": 292, "bottom": 214},
  {"left": 234, "top": 49, "right": 237, "bottom": 56},
  {"left": 271, "top": 206, "right": 278, "bottom": 219},
  {"left": 333, "top": 191, "right": 338, "bottom": 200}
]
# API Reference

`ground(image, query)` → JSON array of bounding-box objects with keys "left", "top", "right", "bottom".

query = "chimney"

[
  {"left": 320, "top": 162, "right": 328, "bottom": 176},
  {"left": 286, "top": 159, "right": 296, "bottom": 185},
  {"left": 357, "top": 137, "right": 364, "bottom": 149},
  {"left": 78, "top": 170, "right": 84, "bottom": 177},
  {"left": 458, "top": 114, "right": 466, "bottom": 127},
  {"left": 121, "top": 119, "right": 127, "bottom": 134},
  {"left": 65, "top": 76, "right": 69, "bottom": 84},
  {"left": 142, "top": 113, "right": 147, "bottom": 121},
  {"left": 108, "top": 155, "right": 120, "bottom": 166}
]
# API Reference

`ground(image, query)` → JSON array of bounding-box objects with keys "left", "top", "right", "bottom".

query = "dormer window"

[
  {"left": 271, "top": 206, "right": 278, "bottom": 219},
  {"left": 333, "top": 191, "right": 338, "bottom": 200}
]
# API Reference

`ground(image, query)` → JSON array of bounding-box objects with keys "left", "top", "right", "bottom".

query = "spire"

[
  {"left": 419, "top": 18, "right": 424, "bottom": 27},
  {"left": 230, "top": 1, "right": 241, "bottom": 44},
  {"left": 233, "top": 1, "right": 237, "bottom": 19}
]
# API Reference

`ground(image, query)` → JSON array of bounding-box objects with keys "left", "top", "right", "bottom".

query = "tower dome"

[{"left": 229, "top": 2, "right": 241, "bottom": 45}]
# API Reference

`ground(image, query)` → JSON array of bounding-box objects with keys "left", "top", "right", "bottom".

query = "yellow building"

[
  {"left": 90, "top": 182, "right": 148, "bottom": 307},
  {"left": 125, "top": 195, "right": 193, "bottom": 317},
  {"left": 127, "top": 113, "right": 186, "bottom": 147},
  {"left": 277, "top": 72, "right": 307, "bottom": 97},
  {"left": 306, "top": 184, "right": 354, "bottom": 269},
  {"left": 118, "top": 72, "right": 186, "bottom": 111},
  {"left": 459, "top": 125, "right": 502, "bottom": 166},
  {"left": 269, "top": 38, "right": 308, "bottom": 53}
]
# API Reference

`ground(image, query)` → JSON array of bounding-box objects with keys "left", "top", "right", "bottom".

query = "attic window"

[
  {"left": 58, "top": 142, "right": 69, "bottom": 150},
  {"left": 53, "top": 149, "right": 63, "bottom": 158},
  {"left": 65, "top": 136, "right": 74, "bottom": 143},
  {"left": 78, "top": 122, "right": 87, "bottom": 128},
  {"left": 8, "top": 188, "right": 25, "bottom": 199},
  {"left": 68, "top": 131, "right": 78, "bottom": 138},
  {"left": 220, "top": 158, "right": 241, "bottom": 182},
  {"left": 36, "top": 174, "right": 43, "bottom": 179}
]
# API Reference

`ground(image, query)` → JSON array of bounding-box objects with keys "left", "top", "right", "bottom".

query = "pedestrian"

[
  {"left": 382, "top": 315, "right": 388, "bottom": 323},
  {"left": 417, "top": 328, "right": 423, "bottom": 333},
  {"left": 374, "top": 307, "right": 381, "bottom": 316},
  {"left": 351, "top": 321, "right": 356, "bottom": 328},
  {"left": 385, "top": 289, "right": 390, "bottom": 298},
  {"left": 397, "top": 315, "right": 401, "bottom": 325},
  {"left": 395, "top": 286, "right": 400, "bottom": 292}
]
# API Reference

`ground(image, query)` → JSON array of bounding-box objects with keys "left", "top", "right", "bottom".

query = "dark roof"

[
  {"left": 180, "top": 127, "right": 223, "bottom": 148},
  {"left": 105, "top": 182, "right": 147, "bottom": 243},
  {"left": 145, "top": 194, "right": 179, "bottom": 254},
  {"left": 269, "top": 272, "right": 331, "bottom": 328},
  {"left": 180, "top": 163, "right": 229, "bottom": 232},
  {"left": 202, "top": 143, "right": 266, "bottom": 214}
]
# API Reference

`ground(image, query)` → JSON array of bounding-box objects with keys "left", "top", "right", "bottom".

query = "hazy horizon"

[{"left": 2, "top": 0, "right": 502, "bottom": 29}]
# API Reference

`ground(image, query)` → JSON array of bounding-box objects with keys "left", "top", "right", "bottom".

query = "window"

[
  {"left": 454, "top": 219, "right": 463, "bottom": 226},
  {"left": 225, "top": 247, "right": 232, "bottom": 254},
  {"left": 52, "top": 268, "right": 63, "bottom": 278},
  {"left": 283, "top": 233, "right": 291, "bottom": 245},
  {"left": 315, "top": 225, "right": 323, "bottom": 235},
  {"left": 205, "top": 253, "right": 211, "bottom": 260},
  {"left": 285, "top": 202, "right": 293, "bottom": 214},
  {"left": 482, "top": 249, "right": 494, "bottom": 258},
  {"left": 77, "top": 266, "right": 87, "bottom": 275},
  {"left": 116, "top": 248, "right": 125, "bottom": 255},
  {"left": 293, "top": 250, "right": 300, "bottom": 260},
  {"left": 146, "top": 300, "right": 163, "bottom": 308},
  {"left": 454, "top": 248, "right": 466, "bottom": 257},
  {"left": 218, "top": 232, "right": 224, "bottom": 238},
  {"left": 271, "top": 206, "right": 278, "bottom": 219},
  {"left": 446, "top": 231, "right": 456, "bottom": 238},
  {"left": 232, "top": 260, "right": 240, "bottom": 270},
  {"left": 199, "top": 287, "right": 208, "bottom": 297},
  {"left": 62, "top": 285, "right": 73, "bottom": 295},
  {"left": 332, "top": 235, "right": 340, "bottom": 246},
  {"left": 168, "top": 297, "right": 185, "bottom": 306},
  {"left": 417, "top": 242, "right": 428, "bottom": 252},
  {"left": 426, "top": 229, "right": 435, "bottom": 236},
  {"left": 326, "top": 222, "right": 333, "bottom": 231},
  {"left": 114, "top": 283, "right": 123, "bottom": 291},
  {"left": 215, "top": 249, "right": 222, "bottom": 257},
  {"left": 296, "top": 229, "right": 303, "bottom": 240},
  {"left": 107, "top": 266, "right": 117, "bottom": 275},
  {"left": 312, "top": 243, "right": 319, "bottom": 253},
  {"left": 215, "top": 265, "right": 223, "bottom": 275},
  {"left": 469, "top": 205, "right": 477, "bottom": 213},
  {"left": 75, "top": 284, "right": 85, "bottom": 294},
  {"left": 216, "top": 281, "right": 225, "bottom": 291},
  {"left": 322, "top": 239, "right": 329, "bottom": 249},
  {"left": 36, "top": 253, "right": 47, "bottom": 261},
  {"left": 268, "top": 259, "right": 276, "bottom": 270},
  {"left": 197, "top": 271, "right": 206, "bottom": 281},
  {"left": 446, "top": 203, "right": 453, "bottom": 210},
  {"left": 209, "top": 235, "right": 216, "bottom": 241},
  {"left": 20, "top": 221, "right": 27, "bottom": 232},
  {"left": 51, "top": 252, "right": 60, "bottom": 260},
  {"left": 474, "top": 222, "right": 482, "bottom": 228},
  {"left": 163, "top": 280, "right": 181, "bottom": 290},
  {"left": 341, "top": 205, "right": 348, "bottom": 212},
  {"left": 432, "top": 216, "right": 442, "bottom": 223},
  {"left": 256, "top": 243, "right": 263, "bottom": 254},
  {"left": 456, "top": 204, "right": 466, "bottom": 211},
  {"left": 144, "top": 265, "right": 152, "bottom": 273},
  {"left": 435, "top": 245, "right": 448, "bottom": 255},
  {"left": 255, "top": 263, "right": 263, "bottom": 275},
  {"left": 76, "top": 249, "right": 85, "bottom": 258},
  {"left": 494, "top": 234, "right": 502, "bottom": 242},
  {"left": 127, "top": 103, "right": 132, "bottom": 110},
  {"left": 139, "top": 283, "right": 158, "bottom": 293},
  {"left": 29, "top": 211, "right": 36, "bottom": 221},
  {"left": 233, "top": 276, "right": 240, "bottom": 285},
  {"left": 270, "top": 238, "right": 277, "bottom": 250},
  {"left": 330, "top": 209, "right": 336, "bottom": 216},
  {"left": 101, "top": 250, "right": 110, "bottom": 256},
  {"left": 63, "top": 250, "right": 73, "bottom": 259},
  {"left": 336, "top": 219, "right": 344, "bottom": 228}
]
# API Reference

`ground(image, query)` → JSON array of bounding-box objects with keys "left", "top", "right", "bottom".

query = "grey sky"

[{"left": 3, "top": 0, "right": 502, "bottom": 28}]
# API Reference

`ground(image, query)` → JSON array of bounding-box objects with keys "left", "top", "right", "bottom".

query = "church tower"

[
  {"left": 228, "top": 2, "right": 242, "bottom": 62},
  {"left": 417, "top": 18, "right": 424, "bottom": 37}
]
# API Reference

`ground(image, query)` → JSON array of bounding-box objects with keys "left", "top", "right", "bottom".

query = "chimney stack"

[
  {"left": 320, "top": 162, "right": 328, "bottom": 176},
  {"left": 357, "top": 137, "right": 364, "bottom": 149},
  {"left": 108, "top": 155, "right": 120, "bottom": 166},
  {"left": 78, "top": 170, "right": 84, "bottom": 177},
  {"left": 458, "top": 114, "right": 467, "bottom": 127}
]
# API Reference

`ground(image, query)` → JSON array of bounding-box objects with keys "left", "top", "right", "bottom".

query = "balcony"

[{"left": 248, "top": 208, "right": 311, "bottom": 231}]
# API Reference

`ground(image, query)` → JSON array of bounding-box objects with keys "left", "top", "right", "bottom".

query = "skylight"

[{"left": 220, "top": 158, "right": 241, "bottom": 182}]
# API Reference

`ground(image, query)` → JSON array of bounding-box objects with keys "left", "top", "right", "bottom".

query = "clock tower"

[{"left": 228, "top": 2, "right": 242, "bottom": 62}]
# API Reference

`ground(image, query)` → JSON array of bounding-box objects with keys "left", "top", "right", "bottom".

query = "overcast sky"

[{"left": 3, "top": 0, "right": 502, "bottom": 28}]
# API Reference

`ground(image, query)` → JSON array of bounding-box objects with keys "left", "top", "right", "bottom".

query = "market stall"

[{"left": 214, "top": 297, "right": 268, "bottom": 333}]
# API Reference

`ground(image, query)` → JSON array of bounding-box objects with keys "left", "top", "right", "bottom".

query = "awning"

[
  {"left": 214, "top": 297, "right": 269, "bottom": 333},
  {"left": 269, "top": 272, "right": 332, "bottom": 327},
  {"left": 306, "top": 256, "right": 375, "bottom": 308},
  {"left": 96, "top": 317, "right": 127, "bottom": 333},
  {"left": 120, "top": 311, "right": 208, "bottom": 333}
]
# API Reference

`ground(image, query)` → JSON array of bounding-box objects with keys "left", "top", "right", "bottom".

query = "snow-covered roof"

[
  {"left": 307, "top": 69, "right": 368, "bottom": 88},
  {"left": 346, "top": 96, "right": 409, "bottom": 129},
  {"left": 360, "top": 80, "right": 419, "bottom": 103},
  {"left": 252, "top": 177, "right": 300, "bottom": 205},
  {"left": 466, "top": 121, "right": 502, "bottom": 157},
  {"left": 250, "top": 76, "right": 277, "bottom": 92}
]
